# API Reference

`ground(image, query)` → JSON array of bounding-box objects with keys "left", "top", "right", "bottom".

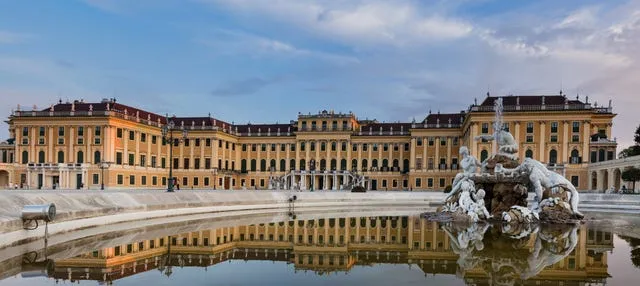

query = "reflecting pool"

[{"left": 1, "top": 214, "right": 640, "bottom": 285}]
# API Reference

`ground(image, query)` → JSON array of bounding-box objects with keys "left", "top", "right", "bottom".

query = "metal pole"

[
  {"left": 100, "top": 163, "right": 104, "bottom": 190},
  {"left": 168, "top": 129, "right": 174, "bottom": 192}
]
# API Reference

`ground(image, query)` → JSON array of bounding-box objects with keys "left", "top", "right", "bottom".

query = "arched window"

[
  {"left": 57, "top": 151, "right": 64, "bottom": 163},
  {"left": 280, "top": 159, "right": 286, "bottom": 172},
  {"left": 94, "top": 151, "right": 101, "bottom": 163},
  {"left": 340, "top": 159, "right": 347, "bottom": 170},
  {"left": 362, "top": 159, "right": 368, "bottom": 171},
  {"left": 392, "top": 159, "right": 399, "bottom": 168},
  {"left": 241, "top": 159, "right": 247, "bottom": 172},
  {"left": 372, "top": 159, "right": 378, "bottom": 168},
  {"left": 351, "top": 159, "right": 358, "bottom": 170},
  {"left": 525, "top": 149, "right": 533, "bottom": 158},
  {"left": 290, "top": 159, "right": 296, "bottom": 170},
  {"left": 300, "top": 159, "right": 306, "bottom": 170},
  {"left": 549, "top": 149, "right": 558, "bottom": 164},
  {"left": 480, "top": 150, "right": 488, "bottom": 162},
  {"left": 250, "top": 159, "right": 257, "bottom": 172},
  {"left": 320, "top": 159, "right": 326, "bottom": 170},
  {"left": 77, "top": 151, "right": 84, "bottom": 164},
  {"left": 382, "top": 159, "right": 389, "bottom": 168},
  {"left": 330, "top": 159, "right": 337, "bottom": 170},
  {"left": 260, "top": 159, "right": 266, "bottom": 171},
  {"left": 38, "top": 151, "right": 45, "bottom": 163},
  {"left": 21, "top": 151, "right": 28, "bottom": 164},
  {"left": 270, "top": 159, "right": 276, "bottom": 171},
  {"left": 403, "top": 159, "right": 409, "bottom": 172},
  {"left": 570, "top": 149, "right": 580, "bottom": 164}
]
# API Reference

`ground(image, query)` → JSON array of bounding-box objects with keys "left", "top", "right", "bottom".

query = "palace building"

[{"left": 0, "top": 94, "right": 617, "bottom": 191}]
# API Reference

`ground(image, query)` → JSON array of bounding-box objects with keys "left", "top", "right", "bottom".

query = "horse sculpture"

[{"left": 496, "top": 158, "right": 583, "bottom": 218}]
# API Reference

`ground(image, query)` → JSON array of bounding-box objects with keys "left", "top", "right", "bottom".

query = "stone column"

[
  {"left": 410, "top": 138, "right": 416, "bottom": 170},
  {"left": 333, "top": 173, "right": 337, "bottom": 190},
  {"left": 583, "top": 121, "right": 591, "bottom": 162},
  {"left": 562, "top": 121, "right": 569, "bottom": 164},
  {"left": 596, "top": 170, "right": 604, "bottom": 191},
  {"left": 539, "top": 122, "right": 546, "bottom": 162},
  {"left": 435, "top": 137, "right": 440, "bottom": 170}
]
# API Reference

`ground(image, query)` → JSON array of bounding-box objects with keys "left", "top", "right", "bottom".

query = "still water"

[{"left": 1, "top": 214, "right": 639, "bottom": 285}]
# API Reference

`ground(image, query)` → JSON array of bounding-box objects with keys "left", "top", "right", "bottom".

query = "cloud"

[
  {"left": 195, "top": 29, "right": 360, "bottom": 64},
  {"left": 198, "top": 0, "right": 473, "bottom": 47},
  {"left": 0, "top": 30, "right": 33, "bottom": 44},
  {"left": 211, "top": 77, "right": 280, "bottom": 96}
]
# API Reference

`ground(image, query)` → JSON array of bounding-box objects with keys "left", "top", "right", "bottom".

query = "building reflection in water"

[{"left": 40, "top": 217, "right": 612, "bottom": 285}]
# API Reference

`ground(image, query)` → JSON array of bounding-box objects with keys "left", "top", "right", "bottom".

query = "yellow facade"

[
  {"left": 0, "top": 95, "right": 616, "bottom": 191},
  {"left": 48, "top": 216, "right": 612, "bottom": 284}
]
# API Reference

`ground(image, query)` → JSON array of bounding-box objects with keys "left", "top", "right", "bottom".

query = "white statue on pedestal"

[{"left": 446, "top": 146, "right": 481, "bottom": 201}]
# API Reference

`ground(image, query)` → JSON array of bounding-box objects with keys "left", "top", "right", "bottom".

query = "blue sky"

[{"left": 1, "top": 0, "right": 639, "bottom": 148}]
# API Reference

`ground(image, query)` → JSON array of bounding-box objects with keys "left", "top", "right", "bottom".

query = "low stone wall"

[
  {"left": 0, "top": 190, "right": 443, "bottom": 249},
  {"left": 1, "top": 190, "right": 638, "bottom": 250}
]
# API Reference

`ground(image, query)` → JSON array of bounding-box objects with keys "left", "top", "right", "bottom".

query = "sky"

[{"left": 1, "top": 0, "right": 639, "bottom": 148}]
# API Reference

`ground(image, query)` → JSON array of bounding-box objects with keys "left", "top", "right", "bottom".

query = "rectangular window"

[
  {"left": 242, "top": 144, "right": 247, "bottom": 151},
  {"left": 352, "top": 144, "right": 358, "bottom": 151},
  {"left": 77, "top": 126, "right": 84, "bottom": 137},
  {"left": 550, "top": 135, "right": 558, "bottom": 142},
  {"left": 571, "top": 176, "right": 579, "bottom": 187},
  {"left": 58, "top": 127, "right": 65, "bottom": 136},
  {"left": 58, "top": 137, "right": 64, "bottom": 145},
  {"left": 141, "top": 176, "right": 147, "bottom": 185},
  {"left": 572, "top": 121, "right": 580, "bottom": 133},
  {"left": 94, "top": 137, "right": 101, "bottom": 145},
  {"left": 129, "top": 131, "right": 134, "bottom": 140},
  {"left": 526, "top": 122, "right": 534, "bottom": 133},
  {"left": 551, "top": 122, "right": 558, "bottom": 133},
  {"left": 373, "top": 144, "right": 378, "bottom": 151},
  {"left": 415, "top": 178, "right": 421, "bottom": 187},
  {"left": 152, "top": 176, "right": 157, "bottom": 185},
  {"left": 184, "top": 158, "right": 190, "bottom": 169},
  {"left": 440, "top": 138, "right": 446, "bottom": 146},
  {"left": 206, "top": 138, "right": 211, "bottom": 147},
  {"left": 140, "top": 155, "right": 146, "bottom": 167},
  {"left": 428, "top": 138, "right": 434, "bottom": 146},
  {"left": 526, "top": 135, "right": 534, "bottom": 143},
  {"left": 251, "top": 144, "right": 257, "bottom": 152},
  {"left": 193, "top": 177, "right": 199, "bottom": 186},
  {"left": 281, "top": 144, "right": 286, "bottom": 152},
  {"left": 182, "top": 177, "right": 188, "bottom": 186},
  {"left": 117, "top": 128, "right": 123, "bottom": 138},
  {"left": 205, "top": 158, "right": 211, "bottom": 169},
  {"left": 481, "top": 123, "right": 489, "bottom": 134},
  {"left": 428, "top": 178, "right": 433, "bottom": 188},
  {"left": 271, "top": 144, "right": 276, "bottom": 152},
  {"left": 261, "top": 144, "right": 266, "bottom": 152},
  {"left": 173, "top": 158, "right": 179, "bottom": 169},
  {"left": 404, "top": 143, "right": 410, "bottom": 151},
  {"left": 151, "top": 156, "right": 156, "bottom": 168},
  {"left": 22, "top": 127, "right": 29, "bottom": 137},
  {"left": 194, "top": 158, "right": 200, "bottom": 169},
  {"left": 503, "top": 123, "right": 510, "bottom": 132},
  {"left": 77, "top": 137, "right": 84, "bottom": 145},
  {"left": 184, "top": 139, "right": 190, "bottom": 147},
  {"left": 92, "top": 174, "right": 99, "bottom": 184},
  {"left": 141, "top": 133, "right": 146, "bottom": 142},
  {"left": 128, "top": 153, "right": 134, "bottom": 165},
  {"left": 38, "top": 137, "right": 45, "bottom": 145},
  {"left": 572, "top": 135, "right": 580, "bottom": 142},
  {"left": 161, "top": 157, "right": 166, "bottom": 168},
  {"left": 290, "top": 144, "right": 295, "bottom": 151},
  {"left": 439, "top": 178, "right": 445, "bottom": 188},
  {"left": 129, "top": 175, "right": 135, "bottom": 185},
  {"left": 204, "top": 177, "right": 209, "bottom": 186},
  {"left": 151, "top": 135, "right": 157, "bottom": 144},
  {"left": 195, "top": 138, "right": 200, "bottom": 147},
  {"left": 116, "top": 152, "right": 123, "bottom": 164},
  {"left": 117, "top": 174, "right": 123, "bottom": 184}
]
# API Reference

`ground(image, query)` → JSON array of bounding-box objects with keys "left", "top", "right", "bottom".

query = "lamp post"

[
  {"left": 99, "top": 161, "right": 112, "bottom": 190},
  {"left": 162, "top": 116, "right": 188, "bottom": 192},
  {"left": 212, "top": 167, "right": 218, "bottom": 190}
]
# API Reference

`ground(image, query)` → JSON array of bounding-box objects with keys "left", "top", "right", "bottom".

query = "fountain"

[{"left": 432, "top": 98, "right": 583, "bottom": 224}]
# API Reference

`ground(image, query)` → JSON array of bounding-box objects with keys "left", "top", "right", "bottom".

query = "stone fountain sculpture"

[{"left": 437, "top": 98, "right": 583, "bottom": 223}]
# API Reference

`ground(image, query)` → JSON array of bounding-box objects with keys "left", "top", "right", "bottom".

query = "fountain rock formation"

[{"left": 435, "top": 98, "right": 583, "bottom": 224}]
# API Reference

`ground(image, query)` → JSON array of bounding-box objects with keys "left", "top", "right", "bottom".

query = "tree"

[
  {"left": 620, "top": 146, "right": 640, "bottom": 158},
  {"left": 621, "top": 166, "right": 640, "bottom": 192},
  {"left": 636, "top": 124, "right": 640, "bottom": 146}
]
